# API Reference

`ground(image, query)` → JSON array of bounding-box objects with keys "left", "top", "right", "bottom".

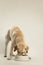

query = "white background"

[{"left": 0, "top": 0, "right": 43, "bottom": 64}]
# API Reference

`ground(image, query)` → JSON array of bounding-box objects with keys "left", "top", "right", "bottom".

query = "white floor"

[{"left": 0, "top": 54, "right": 43, "bottom": 65}]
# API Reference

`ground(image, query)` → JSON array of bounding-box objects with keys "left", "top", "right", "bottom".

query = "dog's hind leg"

[{"left": 4, "top": 30, "right": 11, "bottom": 57}]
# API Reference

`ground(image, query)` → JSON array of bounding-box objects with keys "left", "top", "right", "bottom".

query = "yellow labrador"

[{"left": 4, "top": 26, "right": 29, "bottom": 60}]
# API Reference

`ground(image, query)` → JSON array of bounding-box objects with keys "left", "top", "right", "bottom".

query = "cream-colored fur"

[{"left": 4, "top": 26, "right": 29, "bottom": 60}]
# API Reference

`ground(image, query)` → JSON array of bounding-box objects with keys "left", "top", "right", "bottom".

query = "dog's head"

[{"left": 17, "top": 42, "right": 29, "bottom": 56}]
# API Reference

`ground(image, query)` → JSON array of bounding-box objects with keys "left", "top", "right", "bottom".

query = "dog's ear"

[{"left": 14, "top": 45, "right": 17, "bottom": 51}]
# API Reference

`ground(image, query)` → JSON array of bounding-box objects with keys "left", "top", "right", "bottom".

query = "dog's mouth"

[{"left": 17, "top": 51, "right": 27, "bottom": 56}]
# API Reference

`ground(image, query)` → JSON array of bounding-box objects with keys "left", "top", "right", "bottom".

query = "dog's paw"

[
  {"left": 4, "top": 55, "right": 7, "bottom": 57},
  {"left": 7, "top": 56, "right": 12, "bottom": 60}
]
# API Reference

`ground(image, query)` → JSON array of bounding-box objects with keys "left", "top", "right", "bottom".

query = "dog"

[{"left": 4, "top": 26, "right": 29, "bottom": 60}]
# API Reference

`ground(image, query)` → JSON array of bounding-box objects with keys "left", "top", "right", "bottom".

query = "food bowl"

[{"left": 14, "top": 55, "right": 31, "bottom": 61}]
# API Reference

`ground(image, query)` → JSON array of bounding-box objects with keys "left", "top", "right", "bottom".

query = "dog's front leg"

[
  {"left": 7, "top": 40, "right": 14, "bottom": 60},
  {"left": 4, "top": 38, "right": 10, "bottom": 57}
]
